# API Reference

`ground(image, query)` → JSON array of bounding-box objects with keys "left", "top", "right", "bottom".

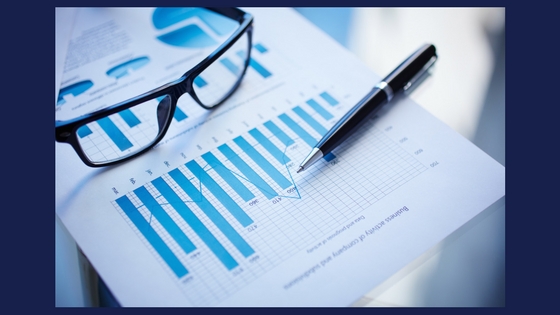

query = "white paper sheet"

[{"left": 55, "top": 8, "right": 505, "bottom": 306}]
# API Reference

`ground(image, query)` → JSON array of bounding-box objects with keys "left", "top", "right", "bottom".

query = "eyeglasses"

[{"left": 55, "top": 7, "right": 253, "bottom": 167}]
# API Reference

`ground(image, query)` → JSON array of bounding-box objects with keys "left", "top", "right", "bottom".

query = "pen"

[{"left": 297, "top": 43, "right": 438, "bottom": 173}]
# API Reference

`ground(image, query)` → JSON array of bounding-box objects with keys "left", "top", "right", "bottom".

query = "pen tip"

[{"left": 297, "top": 166, "right": 304, "bottom": 173}]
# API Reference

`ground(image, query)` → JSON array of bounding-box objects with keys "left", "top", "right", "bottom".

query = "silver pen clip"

[{"left": 403, "top": 55, "right": 438, "bottom": 93}]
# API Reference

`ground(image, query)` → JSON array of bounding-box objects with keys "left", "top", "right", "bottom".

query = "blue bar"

[
  {"left": 77, "top": 125, "right": 92, "bottom": 138},
  {"left": 97, "top": 117, "right": 134, "bottom": 151},
  {"left": 320, "top": 91, "right": 339, "bottom": 106},
  {"left": 220, "top": 58, "right": 239, "bottom": 75},
  {"left": 236, "top": 51, "right": 272, "bottom": 78},
  {"left": 119, "top": 109, "right": 141, "bottom": 128},
  {"left": 218, "top": 144, "right": 277, "bottom": 200},
  {"left": 116, "top": 195, "right": 188, "bottom": 278},
  {"left": 254, "top": 43, "right": 268, "bottom": 53},
  {"left": 249, "top": 128, "right": 290, "bottom": 165},
  {"left": 324, "top": 152, "right": 337, "bottom": 162},
  {"left": 263, "top": 121, "right": 294, "bottom": 147},
  {"left": 174, "top": 107, "right": 188, "bottom": 121},
  {"left": 306, "top": 99, "right": 334, "bottom": 120},
  {"left": 185, "top": 160, "right": 253, "bottom": 227},
  {"left": 201, "top": 152, "right": 255, "bottom": 202},
  {"left": 134, "top": 186, "right": 197, "bottom": 254},
  {"left": 278, "top": 113, "right": 317, "bottom": 147},
  {"left": 194, "top": 76, "right": 207, "bottom": 88},
  {"left": 151, "top": 177, "right": 239, "bottom": 270},
  {"left": 249, "top": 58, "right": 271, "bottom": 78},
  {"left": 168, "top": 168, "right": 255, "bottom": 257},
  {"left": 293, "top": 106, "right": 328, "bottom": 136},
  {"left": 233, "top": 136, "right": 291, "bottom": 189}
]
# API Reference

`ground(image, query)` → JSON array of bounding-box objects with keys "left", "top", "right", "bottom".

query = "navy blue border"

[{"left": 8, "top": 0, "right": 541, "bottom": 310}]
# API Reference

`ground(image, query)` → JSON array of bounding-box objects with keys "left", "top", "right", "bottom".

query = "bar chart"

[
  {"left": 73, "top": 42, "right": 277, "bottom": 164},
  {"left": 56, "top": 8, "right": 506, "bottom": 307},
  {"left": 111, "top": 88, "right": 429, "bottom": 305},
  {"left": 76, "top": 99, "right": 161, "bottom": 162}
]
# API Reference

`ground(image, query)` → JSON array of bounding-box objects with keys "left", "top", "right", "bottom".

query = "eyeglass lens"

[
  {"left": 66, "top": 8, "right": 250, "bottom": 165},
  {"left": 193, "top": 31, "right": 250, "bottom": 107},
  {"left": 76, "top": 95, "right": 172, "bottom": 164}
]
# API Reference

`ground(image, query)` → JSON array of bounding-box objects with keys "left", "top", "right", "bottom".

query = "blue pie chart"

[
  {"left": 152, "top": 8, "right": 238, "bottom": 48},
  {"left": 106, "top": 56, "right": 150, "bottom": 79},
  {"left": 57, "top": 80, "right": 94, "bottom": 106}
]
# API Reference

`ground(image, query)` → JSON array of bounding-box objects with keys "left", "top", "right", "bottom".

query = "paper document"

[{"left": 55, "top": 8, "right": 505, "bottom": 306}]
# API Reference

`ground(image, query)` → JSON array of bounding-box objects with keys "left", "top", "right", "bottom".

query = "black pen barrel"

[
  {"left": 317, "top": 88, "right": 387, "bottom": 154},
  {"left": 298, "top": 43, "right": 437, "bottom": 172},
  {"left": 384, "top": 44, "right": 437, "bottom": 92}
]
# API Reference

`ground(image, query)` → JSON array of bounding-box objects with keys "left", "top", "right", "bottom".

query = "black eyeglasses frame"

[{"left": 55, "top": 7, "right": 254, "bottom": 167}]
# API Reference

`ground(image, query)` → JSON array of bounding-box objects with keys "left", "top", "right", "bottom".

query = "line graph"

[
  {"left": 111, "top": 89, "right": 428, "bottom": 305},
  {"left": 55, "top": 8, "right": 506, "bottom": 308}
]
